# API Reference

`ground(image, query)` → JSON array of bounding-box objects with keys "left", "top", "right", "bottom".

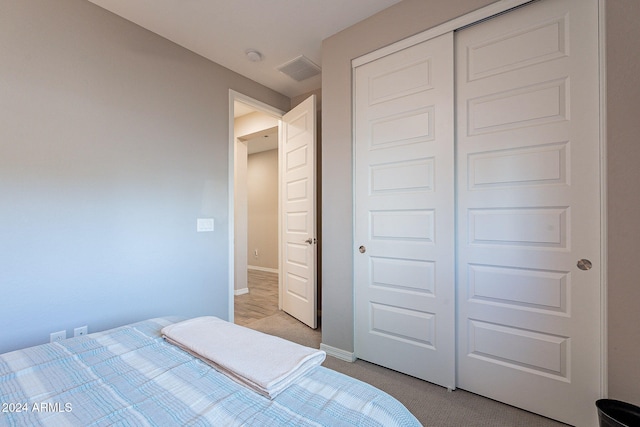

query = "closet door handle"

[
  {"left": 359, "top": 245, "right": 366, "bottom": 254},
  {"left": 577, "top": 259, "right": 592, "bottom": 271}
]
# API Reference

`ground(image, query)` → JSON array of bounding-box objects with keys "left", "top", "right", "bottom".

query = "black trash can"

[{"left": 596, "top": 399, "right": 640, "bottom": 427}]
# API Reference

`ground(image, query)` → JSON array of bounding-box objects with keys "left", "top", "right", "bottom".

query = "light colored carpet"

[{"left": 245, "top": 311, "right": 568, "bottom": 427}]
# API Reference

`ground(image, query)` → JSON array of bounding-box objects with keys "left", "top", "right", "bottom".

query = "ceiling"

[{"left": 87, "top": 0, "right": 403, "bottom": 98}]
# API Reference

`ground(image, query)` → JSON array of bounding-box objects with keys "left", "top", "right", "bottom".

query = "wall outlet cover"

[{"left": 50, "top": 330, "right": 66, "bottom": 343}]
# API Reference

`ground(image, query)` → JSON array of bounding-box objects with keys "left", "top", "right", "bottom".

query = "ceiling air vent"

[{"left": 276, "top": 55, "right": 321, "bottom": 82}]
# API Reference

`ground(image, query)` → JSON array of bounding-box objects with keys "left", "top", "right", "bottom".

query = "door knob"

[
  {"left": 305, "top": 238, "right": 316, "bottom": 245},
  {"left": 577, "top": 259, "right": 592, "bottom": 271},
  {"left": 359, "top": 245, "right": 366, "bottom": 254}
]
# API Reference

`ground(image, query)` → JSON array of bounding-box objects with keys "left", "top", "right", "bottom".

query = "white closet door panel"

[
  {"left": 456, "top": 1, "right": 601, "bottom": 426},
  {"left": 354, "top": 32, "right": 455, "bottom": 389}
]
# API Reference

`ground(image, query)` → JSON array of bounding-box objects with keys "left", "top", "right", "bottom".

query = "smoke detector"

[{"left": 276, "top": 55, "right": 321, "bottom": 82}]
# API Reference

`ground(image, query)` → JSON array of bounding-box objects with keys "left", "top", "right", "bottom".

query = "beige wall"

[
  {"left": 247, "top": 150, "right": 279, "bottom": 270},
  {"left": 321, "top": 0, "right": 640, "bottom": 406}
]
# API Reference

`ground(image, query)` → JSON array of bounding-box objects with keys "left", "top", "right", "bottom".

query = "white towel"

[{"left": 161, "top": 316, "right": 326, "bottom": 399}]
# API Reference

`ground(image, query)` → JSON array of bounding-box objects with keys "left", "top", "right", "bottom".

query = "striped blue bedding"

[{"left": 0, "top": 317, "right": 421, "bottom": 426}]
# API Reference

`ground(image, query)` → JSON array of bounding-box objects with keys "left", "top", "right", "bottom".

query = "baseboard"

[
  {"left": 248, "top": 265, "right": 278, "bottom": 274},
  {"left": 320, "top": 343, "right": 356, "bottom": 363},
  {"left": 234, "top": 288, "right": 249, "bottom": 296}
]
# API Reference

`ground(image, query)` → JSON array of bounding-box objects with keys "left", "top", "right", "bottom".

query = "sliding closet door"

[
  {"left": 456, "top": 1, "right": 601, "bottom": 426},
  {"left": 354, "top": 32, "right": 455, "bottom": 389}
]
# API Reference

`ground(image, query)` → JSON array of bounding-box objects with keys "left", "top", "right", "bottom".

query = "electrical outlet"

[
  {"left": 74, "top": 326, "right": 88, "bottom": 337},
  {"left": 50, "top": 330, "right": 66, "bottom": 343}
]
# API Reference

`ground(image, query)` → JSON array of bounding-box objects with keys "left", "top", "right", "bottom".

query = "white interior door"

[
  {"left": 280, "top": 95, "right": 317, "bottom": 328},
  {"left": 354, "top": 33, "right": 455, "bottom": 388},
  {"left": 455, "top": 1, "right": 602, "bottom": 426}
]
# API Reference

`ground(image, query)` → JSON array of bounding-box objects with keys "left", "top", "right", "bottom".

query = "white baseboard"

[
  {"left": 320, "top": 343, "right": 356, "bottom": 362},
  {"left": 234, "top": 288, "right": 249, "bottom": 296},
  {"left": 248, "top": 265, "right": 279, "bottom": 274}
]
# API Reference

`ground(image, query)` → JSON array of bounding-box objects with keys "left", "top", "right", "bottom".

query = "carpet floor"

[{"left": 245, "top": 311, "right": 569, "bottom": 427}]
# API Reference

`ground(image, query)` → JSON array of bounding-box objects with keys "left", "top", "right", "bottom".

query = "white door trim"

[
  {"left": 350, "top": 0, "right": 607, "bottom": 403},
  {"left": 228, "top": 90, "right": 285, "bottom": 323}
]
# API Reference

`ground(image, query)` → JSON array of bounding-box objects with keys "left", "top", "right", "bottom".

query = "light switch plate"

[{"left": 197, "top": 218, "right": 214, "bottom": 232}]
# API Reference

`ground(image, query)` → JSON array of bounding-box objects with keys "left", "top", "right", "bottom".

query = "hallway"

[{"left": 234, "top": 270, "right": 278, "bottom": 326}]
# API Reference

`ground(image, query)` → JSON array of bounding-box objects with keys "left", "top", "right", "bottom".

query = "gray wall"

[
  {"left": 605, "top": 0, "right": 640, "bottom": 405},
  {"left": 321, "top": 0, "right": 640, "bottom": 406},
  {"left": 0, "top": 0, "right": 289, "bottom": 353}
]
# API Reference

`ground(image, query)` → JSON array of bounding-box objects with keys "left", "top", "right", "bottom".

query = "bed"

[{"left": 0, "top": 317, "right": 421, "bottom": 426}]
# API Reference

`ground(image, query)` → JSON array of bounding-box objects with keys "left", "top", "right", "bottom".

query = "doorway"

[
  {"left": 228, "top": 91, "right": 319, "bottom": 329},
  {"left": 230, "top": 93, "right": 283, "bottom": 325}
]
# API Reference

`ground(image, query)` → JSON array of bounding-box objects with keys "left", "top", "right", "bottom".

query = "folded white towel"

[{"left": 161, "top": 316, "right": 326, "bottom": 399}]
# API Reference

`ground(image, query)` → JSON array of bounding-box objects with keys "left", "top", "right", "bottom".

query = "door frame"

[
  {"left": 228, "top": 90, "right": 285, "bottom": 323},
  {"left": 351, "top": 0, "right": 607, "bottom": 397}
]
